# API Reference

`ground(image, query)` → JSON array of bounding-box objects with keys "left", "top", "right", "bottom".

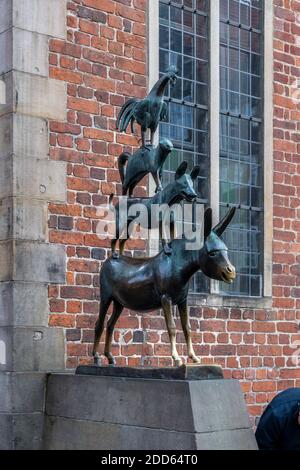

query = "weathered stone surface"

[
  {"left": 0, "top": 327, "right": 65, "bottom": 372},
  {"left": 46, "top": 375, "right": 252, "bottom": 433},
  {"left": 0, "top": 371, "right": 11, "bottom": 411},
  {"left": 13, "top": 157, "right": 67, "bottom": 202},
  {"left": 0, "top": 241, "right": 13, "bottom": 282},
  {"left": 195, "top": 428, "right": 257, "bottom": 450},
  {"left": 13, "top": 71, "right": 67, "bottom": 120},
  {"left": 14, "top": 199, "right": 48, "bottom": 241},
  {"left": 43, "top": 416, "right": 197, "bottom": 451},
  {"left": 0, "top": 372, "right": 46, "bottom": 413},
  {"left": 13, "top": 327, "right": 65, "bottom": 372},
  {"left": 0, "top": 414, "right": 12, "bottom": 449},
  {"left": 11, "top": 71, "right": 67, "bottom": 120},
  {"left": 0, "top": 241, "right": 66, "bottom": 283},
  {"left": 13, "top": 29, "right": 49, "bottom": 77},
  {"left": 0, "top": 197, "right": 12, "bottom": 240},
  {"left": 0, "top": 198, "right": 47, "bottom": 242},
  {"left": 0, "top": 413, "right": 44, "bottom": 450},
  {"left": 0, "top": 28, "right": 12, "bottom": 75},
  {"left": 0, "top": 0, "right": 12, "bottom": 34},
  {"left": 0, "top": 156, "right": 66, "bottom": 202},
  {"left": 14, "top": 241, "right": 66, "bottom": 283},
  {"left": 44, "top": 374, "right": 257, "bottom": 450},
  {"left": 0, "top": 155, "right": 13, "bottom": 198},
  {"left": 0, "top": 72, "right": 13, "bottom": 116},
  {"left": 0, "top": 282, "right": 49, "bottom": 327},
  {"left": 0, "top": 282, "right": 12, "bottom": 326},
  {"left": 0, "top": 114, "right": 12, "bottom": 158},
  {"left": 13, "top": 114, "right": 49, "bottom": 159},
  {"left": 11, "top": 413, "right": 44, "bottom": 450},
  {"left": 189, "top": 379, "right": 251, "bottom": 433},
  {"left": 13, "top": 0, "right": 67, "bottom": 39},
  {"left": 0, "top": 326, "right": 12, "bottom": 371},
  {"left": 46, "top": 374, "right": 193, "bottom": 432}
]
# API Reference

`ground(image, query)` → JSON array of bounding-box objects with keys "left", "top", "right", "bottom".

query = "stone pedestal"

[{"left": 43, "top": 368, "right": 257, "bottom": 450}]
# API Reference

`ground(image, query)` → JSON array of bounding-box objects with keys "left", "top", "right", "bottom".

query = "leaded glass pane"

[{"left": 219, "top": 0, "right": 263, "bottom": 297}]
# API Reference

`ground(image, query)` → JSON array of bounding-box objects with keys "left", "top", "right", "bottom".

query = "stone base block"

[{"left": 43, "top": 373, "right": 257, "bottom": 450}]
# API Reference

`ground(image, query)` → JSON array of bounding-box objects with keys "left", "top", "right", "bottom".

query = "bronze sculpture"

[
  {"left": 93, "top": 69, "right": 237, "bottom": 367},
  {"left": 118, "top": 138, "right": 173, "bottom": 196},
  {"left": 93, "top": 208, "right": 236, "bottom": 367},
  {"left": 110, "top": 161, "right": 200, "bottom": 257},
  {"left": 116, "top": 66, "right": 178, "bottom": 148}
]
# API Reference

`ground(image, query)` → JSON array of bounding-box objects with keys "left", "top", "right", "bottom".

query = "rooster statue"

[{"left": 116, "top": 66, "right": 178, "bottom": 148}]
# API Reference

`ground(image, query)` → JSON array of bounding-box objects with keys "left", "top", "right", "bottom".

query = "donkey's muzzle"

[{"left": 221, "top": 265, "right": 236, "bottom": 284}]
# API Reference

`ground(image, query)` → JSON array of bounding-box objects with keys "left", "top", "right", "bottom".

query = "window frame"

[{"left": 148, "top": 0, "right": 273, "bottom": 307}]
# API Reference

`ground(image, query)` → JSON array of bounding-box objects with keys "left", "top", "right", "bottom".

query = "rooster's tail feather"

[{"left": 116, "top": 98, "right": 138, "bottom": 132}]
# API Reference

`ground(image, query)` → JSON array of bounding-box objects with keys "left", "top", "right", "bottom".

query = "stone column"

[{"left": 0, "top": 0, "right": 68, "bottom": 449}]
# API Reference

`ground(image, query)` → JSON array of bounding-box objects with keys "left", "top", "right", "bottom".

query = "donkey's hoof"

[
  {"left": 174, "top": 358, "right": 183, "bottom": 368},
  {"left": 112, "top": 252, "right": 119, "bottom": 259},
  {"left": 105, "top": 353, "right": 116, "bottom": 366},
  {"left": 93, "top": 354, "right": 101, "bottom": 366},
  {"left": 190, "top": 355, "right": 201, "bottom": 364}
]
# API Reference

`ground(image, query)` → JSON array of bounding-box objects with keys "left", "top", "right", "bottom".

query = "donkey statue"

[{"left": 93, "top": 207, "right": 236, "bottom": 367}]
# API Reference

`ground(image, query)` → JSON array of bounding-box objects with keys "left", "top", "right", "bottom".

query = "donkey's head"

[
  {"left": 170, "top": 161, "right": 200, "bottom": 203},
  {"left": 200, "top": 207, "right": 236, "bottom": 284}
]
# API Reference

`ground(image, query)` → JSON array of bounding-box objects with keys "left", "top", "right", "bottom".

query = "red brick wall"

[{"left": 48, "top": 0, "right": 300, "bottom": 426}]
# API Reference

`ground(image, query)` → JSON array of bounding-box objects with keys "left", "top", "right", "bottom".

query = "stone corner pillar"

[{"left": 0, "top": 0, "right": 68, "bottom": 450}]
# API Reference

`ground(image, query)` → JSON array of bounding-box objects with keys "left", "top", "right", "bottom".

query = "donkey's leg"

[
  {"left": 104, "top": 300, "right": 124, "bottom": 365},
  {"left": 92, "top": 296, "right": 112, "bottom": 365},
  {"left": 161, "top": 295, "right": 182, "bottom": 367},
  {"left": 178, "top": 301, "right": 200, "bottom": 364}
]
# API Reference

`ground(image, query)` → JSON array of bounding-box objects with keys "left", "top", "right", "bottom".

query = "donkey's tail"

[{"left": 118, "top": 152, "right": 130, "bottom": 185}]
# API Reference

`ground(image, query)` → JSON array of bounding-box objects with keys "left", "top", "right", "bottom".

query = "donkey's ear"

[
  {"left": 190, "top": 165, "right": 200, "bottom": 181},
  {"left": 213, "top": 207, "right": 236, "bottom": 237},
  {"left": 204, "top": 208, "right": 213, "bottom": 239},
  {"left": 175, "top": 161, "right": 188, "bottom": 180}
]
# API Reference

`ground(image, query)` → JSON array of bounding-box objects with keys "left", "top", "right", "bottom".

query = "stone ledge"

[{"left": 76, "top": 364, "right": 224, "bottom": 381}]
